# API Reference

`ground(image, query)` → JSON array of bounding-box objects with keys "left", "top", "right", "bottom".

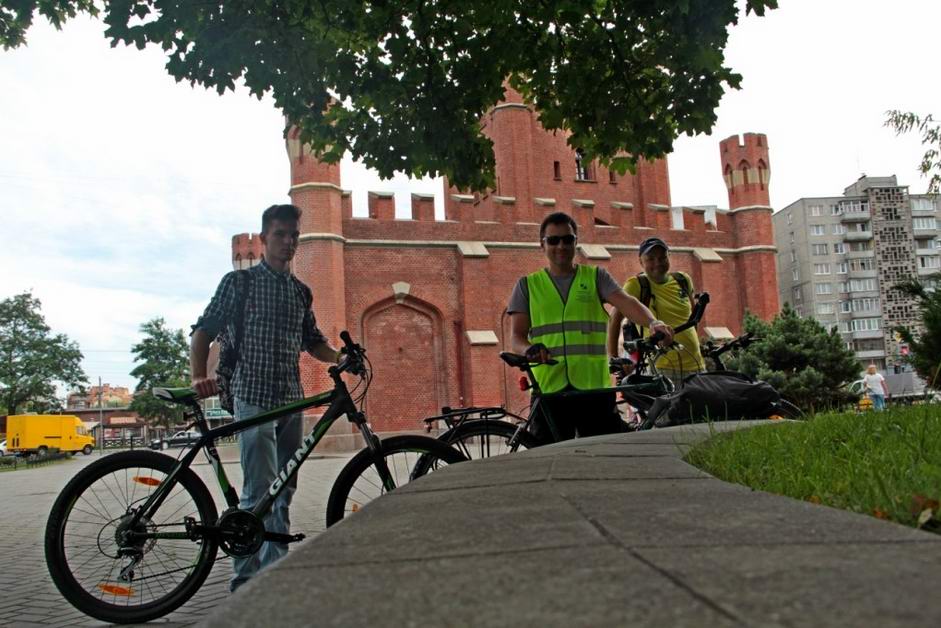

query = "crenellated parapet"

[{"left": 231, "top": 233, "right": 263, "bottom": 270}]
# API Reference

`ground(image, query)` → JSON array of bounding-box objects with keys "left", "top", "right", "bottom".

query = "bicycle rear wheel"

[
  {"left": 436, "top": 419, "right": 538, "bottom": 462},
  {"left": 45, "top": 451, "right": 218, "bottom": 624},
  {"left": 325, "top": 435, "right": 467, "bottom": 527},
  {"left": 769, "top": 399, "right": 806, "bottom": 421}
]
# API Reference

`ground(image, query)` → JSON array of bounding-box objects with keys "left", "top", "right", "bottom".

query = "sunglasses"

[{"left": 543, "top": 234, "right": 577, "bottom": 246}]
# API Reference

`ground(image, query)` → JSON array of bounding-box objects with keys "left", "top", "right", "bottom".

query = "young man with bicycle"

[
  {"left": 606, "top": 237, "right": 705, "bottom": 389},
  {"left": 189, "top": 203, "right": 341, "bottom": 592},
  {"left": 507, "top": 212, "right": 673, "bottom": 444}
]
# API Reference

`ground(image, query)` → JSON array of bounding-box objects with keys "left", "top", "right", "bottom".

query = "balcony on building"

[
  {"left": 918, "top": 265, "right": 941, "bottom": 276},
  {"left": 846, "top": 248, "right": 875, "bottom": 259},
  {"left": 847, "top": 268, "right": 877, "bottom": 279},
  {"left": 849, "top": 307, "right": 882, "bottom": 318},
  {"left": 856, "top": 349, "right": 886, "bottom": 360},
  {"left": 851, "top": 329, "right": 883, "bottom": 340},
  {"left": 844, "top": 230, "right": 872, "bottom": 241},
  {"left": 839, "top": 200, "right": 870, "bottom": 222}
]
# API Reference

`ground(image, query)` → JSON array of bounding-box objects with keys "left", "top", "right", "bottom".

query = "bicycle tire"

[
  {"left": 45, "top": 451, "right": 219, "bottom": 624},
  {"left": 434, "top": 419, "right": 538, "bottom": 463},
  {"left": 325, "top": 435, "right": 467, "bottom": 527},
  {"left": 769, "top": 399, "right": 806, "bottom": 421}
]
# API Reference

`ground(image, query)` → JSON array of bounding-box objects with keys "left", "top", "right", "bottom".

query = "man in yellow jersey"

[
  {"left": 606, "top": 237, "right": 705, "bottom": 388},
  {"left": 507, "top": 212, "right": 673, "bottom": 445}
]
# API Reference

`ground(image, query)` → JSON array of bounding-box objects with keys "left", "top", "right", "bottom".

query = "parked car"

[
  {"left": 0, "top": 440, "right": 6, "bottom": 456},
  {"left": 149, "top": 430, "right": 201, "bottom": 450}
]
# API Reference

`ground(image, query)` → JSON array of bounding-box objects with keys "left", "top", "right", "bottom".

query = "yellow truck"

[{"left": 5, "top": 415, "right": 95, "bottom": 456}]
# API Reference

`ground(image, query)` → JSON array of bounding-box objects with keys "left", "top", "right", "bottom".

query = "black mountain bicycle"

[{"left": 44, "top": 332, "right": 466, "bottom": 624}]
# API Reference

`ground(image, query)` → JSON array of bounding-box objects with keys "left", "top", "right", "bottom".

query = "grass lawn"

[{"left": 685, "top": 405, "right": 941, "bottom": 534}]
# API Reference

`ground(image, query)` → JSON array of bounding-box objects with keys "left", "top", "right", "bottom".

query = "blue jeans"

[
  {"left": 230, "top": 398, "right": 303, "bottom": 592},
  {"left": 869, "top": 392, "right": 886, "bottom": 411}
]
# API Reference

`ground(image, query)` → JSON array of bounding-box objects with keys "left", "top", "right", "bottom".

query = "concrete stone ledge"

[{"left": 205, "top": 423, "right": 941, "bottom": 628}]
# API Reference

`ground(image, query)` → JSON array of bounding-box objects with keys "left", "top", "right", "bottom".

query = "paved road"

[{"left": 0, "top": 447, "right": 352, "bottom": 627}]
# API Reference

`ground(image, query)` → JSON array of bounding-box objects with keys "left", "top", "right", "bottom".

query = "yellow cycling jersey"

[{"left": 624, "top": 272, "right": 705, "bottom": 373}]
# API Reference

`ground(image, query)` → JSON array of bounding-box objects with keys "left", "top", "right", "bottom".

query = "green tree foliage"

[
  {"left": 885, "top": 110, "right": 941, "bottom": 194},
  {"left": 1, "top": 0, "right": 777, "bottom": 190},
  {"left": 129, "top": 318, "right": 189, "bottom": 428},
  {"left": 722, "top": 303, "right": 861, "bottom": 411},
  {"left": 892, "top": 274, "right": 941, "bottom": 388},
  {"left": 0, "top": 292, "right": 87, "bottom": 415}
]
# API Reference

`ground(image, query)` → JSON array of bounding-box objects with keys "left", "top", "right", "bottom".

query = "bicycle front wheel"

[
  {"left": 45, "top": 451, "right": 219, "bottom": 624},
  {"left": 325, "top": 435, "right": 467, "bottom": 527}
]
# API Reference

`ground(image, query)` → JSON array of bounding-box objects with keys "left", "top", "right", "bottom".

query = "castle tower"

[
  {"left": 285, "top": 126, "right": 348, "bottom": 394},
  {"left": 487, "top": 85, "right": 535, "bottom": 223},
  {"left": 719, "top": 133, "right": 779, "bottom": 320}
]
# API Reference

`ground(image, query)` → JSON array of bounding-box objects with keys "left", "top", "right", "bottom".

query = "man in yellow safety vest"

[{"left": 507, "top": 212, "right": 673, "bottom": 444}]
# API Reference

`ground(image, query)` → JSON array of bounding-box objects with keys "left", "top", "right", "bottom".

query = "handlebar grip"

[
  {"left": 340, "top": 330, "right": 354, "bottom": 348},
  {"left": 648, "top": 330, "right": 665, "bottom": 344}
]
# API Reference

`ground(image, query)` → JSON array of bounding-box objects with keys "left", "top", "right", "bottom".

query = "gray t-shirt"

[{"left": 507, "top": 266, "right": 621, "bottom": 315}]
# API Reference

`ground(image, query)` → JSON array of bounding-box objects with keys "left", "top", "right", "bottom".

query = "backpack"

[
  {"left": 215, "top": 270, "right": 253, "bottom": 414},
  {"left": 646, "top": 371, "right": 781, "bottom": 428},
  {"left": 636, "top": 271, "right": 691, "bottom": 309}
]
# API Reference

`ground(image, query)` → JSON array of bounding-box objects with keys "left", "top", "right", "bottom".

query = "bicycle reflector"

[
  {"left": 518, "top": 376, "right": 530, "bottom": 392},
  {"left": 132, "top": 476, "right": 162, "bottom": 486},
  {"left": 98, "top": 584, "right": 135, "bottom": 596}
]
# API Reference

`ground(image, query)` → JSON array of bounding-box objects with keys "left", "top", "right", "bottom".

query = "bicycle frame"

[{"left": 128, "top": 367, "right": 381, "bottom": 540}]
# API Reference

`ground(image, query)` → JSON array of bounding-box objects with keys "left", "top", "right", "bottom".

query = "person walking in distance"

[
  {"left": 189, "top": 204, "right": 342, "bottom": 591},
  {"left": 506, "top": 212, "right": 673, "bottom": 444},
  {"left": 863, "top": 364, "right": 889, "bottom": 411}
]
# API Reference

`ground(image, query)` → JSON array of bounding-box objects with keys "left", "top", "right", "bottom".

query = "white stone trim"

[
  {"left": 456, "top": 242, "right": 489, "bottom": 258},
  {"left": 648, "top": 203, "right": 670, "bottom": 212},
  {"left": 299, "top": 232, "right": 347, "bottom": 243},
  {"left": 693, "top": 248, "right": 724, "bottom": 262},
  {"left": 728, "top": 205, "right": 773, "bottom": 214},
  {"left": 450, "top": 194, "right": 475, "bottom": 203},
  {"left": 534, "top": 197, "right": 556, "bottom": 206},
  {"left": 493, "top": 196, "right": 516, "bottom": 205},
  {"left": 368, "top": 190, "right": 395, "bottom": 199},
  {"left": 491, "top": 103, "right": 531, "bottom": 113},
  {"left": 578, "top": 244, "right": 611, "bottom": 260},
  {"left": 391, "top": 282, "right": 411, "bottom": 304},
  {"left": 572, "top": 198, "right": 595, "bottom": 208},
  {"left": 290, "top": 182, "right": 344, "bottom": 194},
  {"left": 466, "top": 330, "right": 500, "bottom": 345},
  {"left": 411, "top": 192, "right": 435, "bottom": 201},
  {"left": 611, "top": 202, "right": 634, "bottom": 209}
]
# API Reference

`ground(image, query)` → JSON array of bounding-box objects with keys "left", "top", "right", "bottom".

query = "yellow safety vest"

[{"left": 526, "top": 265, "right": 610, "bottom": 393}]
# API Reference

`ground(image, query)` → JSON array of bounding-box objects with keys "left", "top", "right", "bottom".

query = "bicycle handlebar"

[{"left": 623, "top": 292, "right": 710, "bottom": 355}]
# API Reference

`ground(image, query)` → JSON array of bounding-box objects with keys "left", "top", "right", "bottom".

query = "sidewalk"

[{"left": 204, "top": 422, "right": 941, "bottom": 627}]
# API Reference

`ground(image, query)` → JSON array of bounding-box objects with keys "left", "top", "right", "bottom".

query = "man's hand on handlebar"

[
  {"left": 524, "top": 343, "right": 552, "bottom": 364},
  {"left": 609, "top": 357, "right": 635, "bottom": 378},
  {"left": 191, "top": 376, "right": 218, "bottom": 399},
  {"left": 649, "top": 320, "right": 674, "bottom": 346}
]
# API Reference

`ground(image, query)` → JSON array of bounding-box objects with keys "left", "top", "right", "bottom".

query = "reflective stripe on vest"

[{"left": 526, "top": 265, "right": 610, "bottom": 393}]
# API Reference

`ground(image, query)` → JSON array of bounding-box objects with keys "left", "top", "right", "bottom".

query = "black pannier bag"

[{"left": 648, "top": 371, "right": 781, "bottom": 428}]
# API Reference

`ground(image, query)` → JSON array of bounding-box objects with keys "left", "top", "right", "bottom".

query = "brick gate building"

[{"left": 233, "top": 89, "right": 779, "bottom": 444}]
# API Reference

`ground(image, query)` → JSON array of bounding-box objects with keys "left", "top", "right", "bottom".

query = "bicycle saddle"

[{"left": 152, "top": 387, "right": 198, "bottom": 404}]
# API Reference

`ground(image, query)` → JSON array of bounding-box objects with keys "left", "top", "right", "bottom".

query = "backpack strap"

[
  {"left": 636, "top": 274, "right": 652, "bottom": 308},
  {"left": 671, "top": 271, "right": 691, "bottom": 300},
  {"left": 233, "top": 270, "right": 253, "bottom": 357}
]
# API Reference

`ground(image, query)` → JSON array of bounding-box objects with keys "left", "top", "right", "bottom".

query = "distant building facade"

[{"left": 773, "top": 175, "right": 938, "bottom": 371}]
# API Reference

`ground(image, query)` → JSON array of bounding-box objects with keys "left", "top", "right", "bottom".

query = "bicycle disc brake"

[{"left": 217, "top": 508, "right": 265, "bottom": 557}]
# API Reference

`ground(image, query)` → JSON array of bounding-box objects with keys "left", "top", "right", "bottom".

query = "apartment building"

[{"left": 773, "top": 175, "right": 938, "bottom": 371}]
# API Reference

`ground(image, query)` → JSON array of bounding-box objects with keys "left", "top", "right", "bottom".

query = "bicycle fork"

[{"left": 351, "top": 413, "right": 397, "bottom": 492}]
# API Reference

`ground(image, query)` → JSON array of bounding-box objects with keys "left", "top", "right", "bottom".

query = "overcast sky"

[{"left": 1, "top": 0, "right": 938, "bottom": 392}]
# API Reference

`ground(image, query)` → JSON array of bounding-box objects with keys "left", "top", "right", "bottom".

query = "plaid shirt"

[{"left": 193, "top": 259, "right": 327, "bottom": 408}]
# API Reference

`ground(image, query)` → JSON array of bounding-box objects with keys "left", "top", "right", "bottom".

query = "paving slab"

[{"left": 204, "top": 423, "right": 941, "bottom": 627}]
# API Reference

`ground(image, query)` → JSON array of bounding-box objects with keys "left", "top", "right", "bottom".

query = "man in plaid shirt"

[{"left": 190, "top": 204, "right": 340, "bottom": 592}]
